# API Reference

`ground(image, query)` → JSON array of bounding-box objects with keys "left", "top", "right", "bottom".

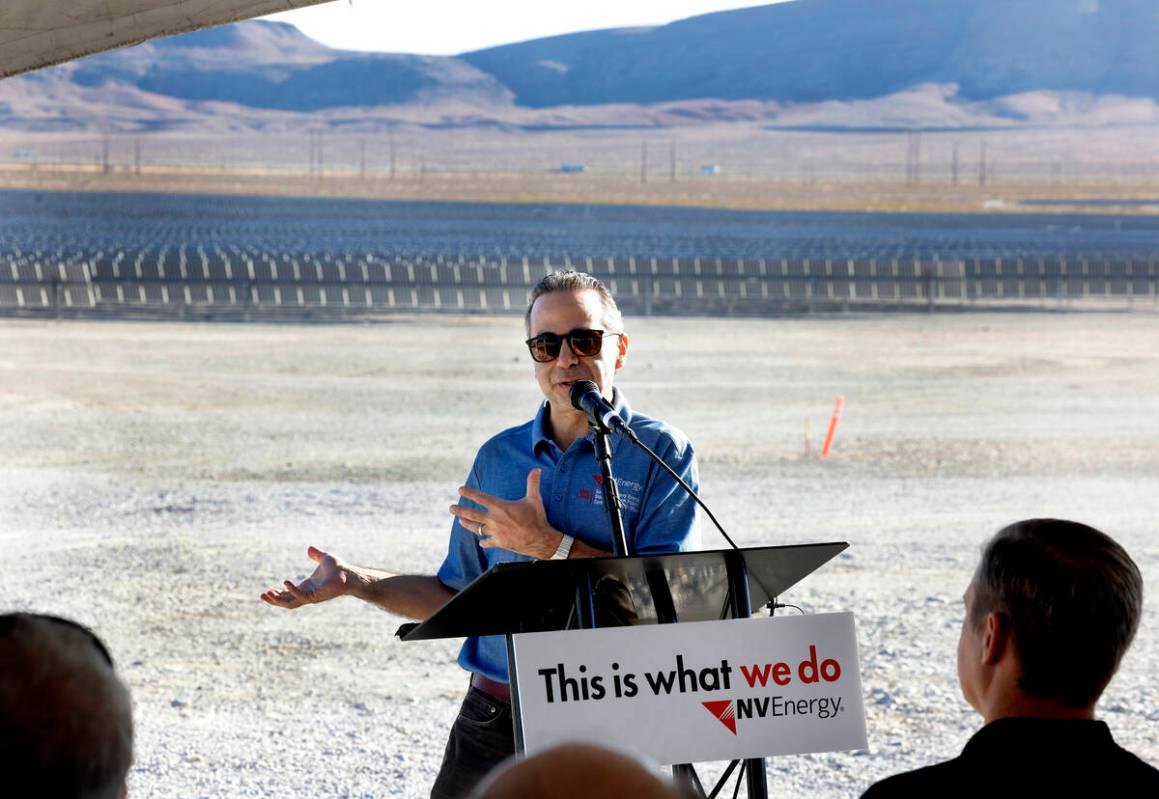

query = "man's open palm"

[{"left": 260, "top": 546, "right": 348, "bottom": 608}]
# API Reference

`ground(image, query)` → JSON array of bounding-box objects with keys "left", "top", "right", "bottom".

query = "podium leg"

[
  {"left": 673, "top": 763, "right": 705, "bottom": 795},
  {"left": 745, "top": 758, "right": 768, "bottom": 798},
  {"left": 505, "top": 633, "right": 525, "bottom": 756},
  {"left": 727, "top": 551, "right": 770, "bottom": 799}
]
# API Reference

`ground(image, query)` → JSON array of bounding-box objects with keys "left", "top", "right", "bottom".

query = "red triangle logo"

[
  {"left": 702, "top": 700, "right": 737, "bottom": 735},
  {"left": 593, "top": 474, "right": 603, "bottom": 485}
]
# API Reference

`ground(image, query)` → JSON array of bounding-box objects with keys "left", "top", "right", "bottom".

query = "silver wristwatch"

[{"left": 550, "top": 534, "right": 574, "bottom": 560}]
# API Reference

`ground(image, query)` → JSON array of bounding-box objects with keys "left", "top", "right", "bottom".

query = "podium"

[{"left": 398, "top": 542, "right": 848, "bottom": 798}]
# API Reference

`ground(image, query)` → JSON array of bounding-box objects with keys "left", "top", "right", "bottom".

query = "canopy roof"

[{"left": 0, "top": 0, "right": 330, "bottom": 79}]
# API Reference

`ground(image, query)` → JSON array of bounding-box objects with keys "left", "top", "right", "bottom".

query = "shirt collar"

[
  {"left": 964, "top": 717, "right": 1113, "bottom": 758},
  {"left": 531, "top": 386, "right": 633, "bottom": 453}
]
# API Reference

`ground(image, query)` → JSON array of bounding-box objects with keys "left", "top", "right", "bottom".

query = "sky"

[{"left": 264, "top": 0, "right": 787, "bottom": 56}]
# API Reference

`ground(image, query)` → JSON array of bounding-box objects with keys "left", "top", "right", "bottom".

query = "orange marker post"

[{"left": 820, "top": 395, "right": 845, "bottom": 459}]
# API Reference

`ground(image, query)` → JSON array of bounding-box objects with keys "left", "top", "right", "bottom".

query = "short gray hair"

[{"left": 525, "top": 270, "right": 623, "bottom": 334}]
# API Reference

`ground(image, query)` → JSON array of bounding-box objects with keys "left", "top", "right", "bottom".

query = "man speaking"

[{"left": 261, "top": 270, "right": 700, "bottom": 797}]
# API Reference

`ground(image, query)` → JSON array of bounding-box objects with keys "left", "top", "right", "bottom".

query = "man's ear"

[
  {"left": 981, "top": 611, "right": 1009, "bottom": 665},
  {"left": 614, "top": 332, "right": 629, "bottom": 370}
]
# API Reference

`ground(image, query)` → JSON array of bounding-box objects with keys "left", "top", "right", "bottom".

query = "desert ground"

[
  {"left": 2, "top": 311, "right": 1157, "bottom": 797},
  {"left": 2, "top": 166, "right": 1158, "bottom": 216},
  {"left": 3, "top": 123, "right": 1159, "bottom": 214}
]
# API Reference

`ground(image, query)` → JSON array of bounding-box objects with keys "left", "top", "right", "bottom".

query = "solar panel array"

[
  {"left": 2, "top": 192, "right": 1158, "bottom": 317},
  {"left": 2, "top": 251, "right": 1156, "bottom": 316}
]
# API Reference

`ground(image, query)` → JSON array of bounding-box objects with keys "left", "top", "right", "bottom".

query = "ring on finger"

[{"left": 478, "top": 523, "right": 487, "bottom": 536}]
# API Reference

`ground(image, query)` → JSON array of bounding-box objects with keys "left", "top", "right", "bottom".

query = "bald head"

[
  {"left": 0, "top": 613, "right": 133, "bottom": 799},
  {"left": 474, "top": 743, "right": 683, "bottom": 799}
]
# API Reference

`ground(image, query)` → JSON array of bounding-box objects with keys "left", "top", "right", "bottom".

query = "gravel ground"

[{"left": 2, "top": 311, "right": 1157, "bottom": 797}]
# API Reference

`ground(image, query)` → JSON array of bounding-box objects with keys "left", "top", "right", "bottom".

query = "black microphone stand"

[
  {"left": 570, "top": 381, "right": 768, "bottom": 798},
  {"left": 589, "top": 418, "right": 630, "bottom": 558}
]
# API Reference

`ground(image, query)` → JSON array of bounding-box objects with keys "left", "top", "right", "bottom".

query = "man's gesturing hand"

[
  {"left": 260, "top": 546, "right": 351, "bottom": 609},
  {"left": 451, "top": 468, "right": 563, "bottom": 560}
]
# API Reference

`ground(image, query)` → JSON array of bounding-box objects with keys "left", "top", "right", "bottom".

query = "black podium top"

[{"left": 398, "top": 542, "right": 847, "bottom": 641}]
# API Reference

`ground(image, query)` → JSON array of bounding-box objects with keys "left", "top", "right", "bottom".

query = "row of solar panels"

[
  {"left": 3, "top": 256, "right": 1158, "bottom": 286},
  {"left": 3, "top": 274, "right": 1156, "bottom": 312}
]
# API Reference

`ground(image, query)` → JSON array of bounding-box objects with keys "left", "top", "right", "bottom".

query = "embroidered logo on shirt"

[{"left": 580, "top": 474, "right": 643, "bottom": 511}]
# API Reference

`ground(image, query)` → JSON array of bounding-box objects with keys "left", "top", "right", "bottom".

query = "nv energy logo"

[
  {"left": 700, "top": 694, "right": 846, "bottom": 736},
  {"left": 699, "top": 647, "right": 847, "bottom": 736},
  {"left": 702, "top": 700, "right": 738, "bottom": 734}
]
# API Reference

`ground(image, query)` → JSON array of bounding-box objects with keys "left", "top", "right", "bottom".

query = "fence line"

[{"left": 2, "top": 255, "right": 1158, "bottom": 316}]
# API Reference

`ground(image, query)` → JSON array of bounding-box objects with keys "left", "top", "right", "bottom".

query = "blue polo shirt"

[{"left": 435, "top": 387, "right": 701, "bottom": 682}]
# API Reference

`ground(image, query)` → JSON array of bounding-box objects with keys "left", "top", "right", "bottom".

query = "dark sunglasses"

[{"left": 525, "top": 328, "right": 621, "bottom": 363}]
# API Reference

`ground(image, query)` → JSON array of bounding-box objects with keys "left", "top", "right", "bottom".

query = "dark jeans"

[{"left": 430, "top": 686, "right": 515, "bottom": 799}]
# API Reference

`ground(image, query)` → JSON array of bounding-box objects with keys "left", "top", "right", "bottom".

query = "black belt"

[{"left": 471, "top": 672, "right": 511, "bottom": 703}]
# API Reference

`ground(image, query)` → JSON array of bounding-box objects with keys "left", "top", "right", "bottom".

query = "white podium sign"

[{"left": 511, "top": 612, "right": 866, "bottom": 764}]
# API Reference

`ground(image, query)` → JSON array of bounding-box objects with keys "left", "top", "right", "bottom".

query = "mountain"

[
  {"left": 2, "top": 0, "right": 1158, "bottom": 133},
  {"left": 4, "top": 20, "right": 510, "bottom": 122},
  {"left": 461, "top": 0, "right": 1159, "bottom": 107}
]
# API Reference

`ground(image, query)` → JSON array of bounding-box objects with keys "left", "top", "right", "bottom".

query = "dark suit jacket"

[{"left": 862, "top": 718, "right": 1159, "bottom": 797}]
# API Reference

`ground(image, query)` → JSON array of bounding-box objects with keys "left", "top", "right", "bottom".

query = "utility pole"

[
  {"left": 641, "top": 142, "right": 648, "bottom": 184},
  {"left": 133, "top": 137, "right": 141, "bottom": 176},
  {"left": 905, "top": 132, "right": 915, "bottom": 185},
  {"left": 905, "top": 131, "right": 921, "bottom": 185},
  {"left": 359, "top": 138, "right": 366, "bottom": 180},
  {"left": 669, "top": 141, "right": 676, "bottom": 183},
  {"left": 979, "top": 140, "right": 987, "bottom": 187},
  {"left": 308, "top": 130, "right": 325, "bottom": 178},
  {"left": 914, "top": 131, "right": 921, "bottom": 183},
  {"left": 951, "top": 141, "right": 959, "bottom": 187}
]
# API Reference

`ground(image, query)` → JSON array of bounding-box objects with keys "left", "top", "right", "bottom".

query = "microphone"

[
  {"left": 569, "top": 380, "right": 638, "bottom": 440},
  {"left": 568, "top": 379, "right": 744, "bottom": 555}
]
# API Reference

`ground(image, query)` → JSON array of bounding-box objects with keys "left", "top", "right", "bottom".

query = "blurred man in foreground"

[
  {"left": 471, "top": 743, "right": 684, "bottom": 799},
  {"left": 862, "top": 518, "right": 1158, "bottom": 796},
  {"left": 262, "top": 270, "right": 700, "bottom": 797},
  {"left": 0, "top": 612, "right": 133, "bottom": 799}
]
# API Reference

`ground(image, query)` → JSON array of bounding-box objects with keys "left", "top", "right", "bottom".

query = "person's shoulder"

[
  {"left": 1109, "top": 741, "right": 1159, "bottom": 786},
  {"left": 467, "top": 418, "right": 537, "bottom": 474},
  {"left": 476, "top": 417, "right": 536, "bottom": 452},
  {"left": 861, "top": 759, "right": 963, "bottom": 799},
  {"left": 625, "top": 407, "right": 694, "bottom": 455}
]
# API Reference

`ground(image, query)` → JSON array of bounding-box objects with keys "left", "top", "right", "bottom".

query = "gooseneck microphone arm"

[{"left": 568, "top": 380, "right": 739, "bottom": 551}]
